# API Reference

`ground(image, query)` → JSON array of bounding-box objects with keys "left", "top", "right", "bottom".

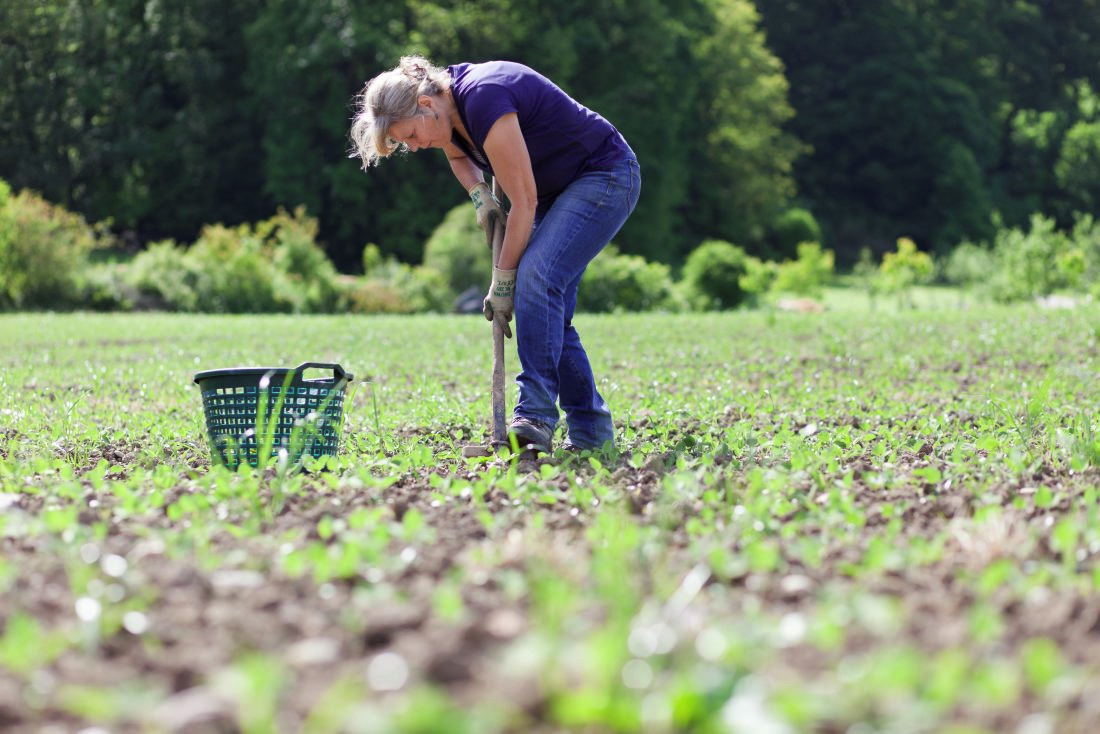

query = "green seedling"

[{"left": 3, "top": 305, "right": 1100, "bottom": 733}]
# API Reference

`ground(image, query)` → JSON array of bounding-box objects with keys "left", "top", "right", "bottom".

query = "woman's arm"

[
  {"left": 481, "top": 113, "right": 537, "bottom": 271},
  {"left": 444, "top": 143, "right": 486, "bottom": 192}
]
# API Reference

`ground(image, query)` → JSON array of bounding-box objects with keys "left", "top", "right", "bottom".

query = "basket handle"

[{"left": 294, "top": 362, "right": 347, "bottom": 382}]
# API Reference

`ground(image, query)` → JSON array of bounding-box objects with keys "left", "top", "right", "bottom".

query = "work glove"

[
  {"left": 483, "top": 266, "right": 516, "bottom": 338},
  {"left": 469, "top": 181, "right": 505, "bottom": 250}
]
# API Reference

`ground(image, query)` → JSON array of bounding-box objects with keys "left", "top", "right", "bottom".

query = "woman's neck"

[{"left": 444, "top": 89, "right": 475, "bottom": 148}]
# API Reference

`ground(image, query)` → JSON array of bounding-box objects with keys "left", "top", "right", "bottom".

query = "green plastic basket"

[{"left": 193, "top": 362, "right": 352, "bottom": 467}]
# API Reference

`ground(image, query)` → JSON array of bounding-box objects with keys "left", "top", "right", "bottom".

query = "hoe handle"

[{"left": 490, "top": 178, "right": 507, "bottom": 446}]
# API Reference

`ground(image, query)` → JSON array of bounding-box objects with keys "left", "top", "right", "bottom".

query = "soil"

[{"left": 2, "top": 438, "right": 1100, "bottom": 733}]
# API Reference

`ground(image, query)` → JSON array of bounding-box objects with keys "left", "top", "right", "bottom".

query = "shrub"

[
  {"left": 128, "top": 240, "right": 210, "bottom": 311},
  {"left": 422, "top": 204, "right": 492, "bottom": 299},
  {"left": 81, "top": 263, "right": 137, "bottom": 311},
  {"left": 577, "top": 245, "right": 676, "bottom": 313},
  {"left": 188, "top": 223, "right": 290, "bottom": 313},
  {"left": 342, "top": 278, "right": 415, "bottom": 314},
  {"left": 344, "top": 258, "right": 450, "bottom": 314},
  {"left": 772, "top": 242, "right": 835, "bottom": 297},
  {"left": 0, "top": 181, "right": 99, "bottom": 309},
  {"left": 943, "top": 241, "right": 996, "bottom": 290},
  {"left": 739, "top": 256, "right": 779, "bottom": 299},
  {"left": 1056, "top": 120, "right": 1100, "bottom": 213},
  {"left": 266, "top": 207, "right": 342, "bottom": 312},
  {"left": 880, "top": 236, "right": 933, "bottom": 288},
  {"left": 1070, "top": 214, "right": 1100, "bottom": 297},
  {"left": 682, "top": 239, "right": 750, "bottom": 310},
  {"left": 362, "top": 243, "right": 384, "bottom": 275},
  {"left": 986, "top": 214, "right": 1072, "bottom": 303},
  {"left": 769, "top": 208, "right": 822, "bottom": 258},
  {"left": 128, "top": 207, "right": 341, "bottom": 313}
]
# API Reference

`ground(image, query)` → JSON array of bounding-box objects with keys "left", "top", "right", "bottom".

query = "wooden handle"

[{"left": 490, "top": 177, "right": 507, "bottom": 446}]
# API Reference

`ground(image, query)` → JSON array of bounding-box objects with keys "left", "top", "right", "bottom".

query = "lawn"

[{"left": 2, "top": 304, "right": 1099, "bottom": 733}]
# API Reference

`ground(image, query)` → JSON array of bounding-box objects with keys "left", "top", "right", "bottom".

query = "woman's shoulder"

[{"left": 453, "top": 60, "right": 545, "bottom": 90}]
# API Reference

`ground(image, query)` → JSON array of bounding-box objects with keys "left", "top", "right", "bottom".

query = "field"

[{"left": 2, "top": 302, "right": 1100, "bottom": 733}]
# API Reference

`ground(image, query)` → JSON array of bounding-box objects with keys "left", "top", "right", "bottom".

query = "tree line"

[{"left": 2, "top": 0, "right": 1098, "bottom": 271}]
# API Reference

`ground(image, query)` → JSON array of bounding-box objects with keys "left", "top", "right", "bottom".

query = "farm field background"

[{"left": 2, "top": 303, "right": 1100, "bottom": 733}]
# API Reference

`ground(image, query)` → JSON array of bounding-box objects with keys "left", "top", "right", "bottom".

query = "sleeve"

[{"left": 463, "top": 83, "right": 518, "bottom": 149}]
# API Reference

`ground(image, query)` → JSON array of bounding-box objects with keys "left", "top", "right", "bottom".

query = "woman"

[{"left": 350, "top": 56, "right": 640, "bottom": 453}]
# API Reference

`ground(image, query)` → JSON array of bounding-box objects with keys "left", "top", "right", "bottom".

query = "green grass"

[{"left": 2, "top": 304, "right": 1100, "bottom": 733}]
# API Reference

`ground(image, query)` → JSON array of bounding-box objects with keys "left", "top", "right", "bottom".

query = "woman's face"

[{"left": 387, "top": 96, "right": 450, "bottom": 153}]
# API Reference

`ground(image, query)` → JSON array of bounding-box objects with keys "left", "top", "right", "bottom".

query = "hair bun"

[{"left": 399, "top": 56, "right": 429, "bottom": 80}]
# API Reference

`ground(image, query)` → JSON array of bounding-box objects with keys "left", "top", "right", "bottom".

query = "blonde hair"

[{"left": 349, "top": 55, "right": 451, "bottom": 168}]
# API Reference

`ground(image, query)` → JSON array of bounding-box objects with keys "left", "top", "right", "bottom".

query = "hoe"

[{"left": 462, "top": 178, "right": 513, "bottom": 459}]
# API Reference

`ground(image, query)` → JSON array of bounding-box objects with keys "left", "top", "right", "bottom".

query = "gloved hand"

[
  {"left": 483, "top": 267, "right": 516, "bottom": 338},
  {"left": 468, "top": 181, "right": 505, "bottom": 250}
]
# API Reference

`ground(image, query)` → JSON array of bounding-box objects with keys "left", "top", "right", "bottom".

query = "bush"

[
  {"left": 187, "top": 223, "right": 290, "bottom": 313},
  {"left": 1056, "top": 120, "right": 1100, "bottom": 213},
  {"left": 575, "top": 245, "right": 676, "bottom": 313},
  {"left": 880, "top": 236, "right": 934, "bottom": 287},
  {"left": 266, "top": 207, "right": 342, "bottom": 312},
  {"left": 342, "top": 278, "right": 416, "bottom": 314},
  {"left": 772, "top": 242, "right": 835, "bottom": 297},
  {"left": 127, "top": 207, "right": 341, "bottom": 313},
  {"left": 343, "top": 257, "right": 450, "bottom": 314},
  {"left": 1070, "top": 214, "right": 1100, "bottom": 298},
  {"left": 769, "top": 208, "right": 822, "bottom": 258},
  {"left": 986, "top": 214, "right": 1072, "bottom": 303},
  {"left": 81, "top": 263, "right": 138, "bottom": 311},
  {"left": 129, "top": 240, "right": 210, "bottom": 311},
  {"left": 0, "top": 181, "right": 99, "bottom": 309},
  {"left": 943, "top": 241, "right": 996, "bottom": 289},
  {"left": 682, "top": 239, "right": 750, "bottom": 310},
  {"left": 422, "top": 204, "right": 492, "bottom": 299},
  {"left": 739, "top": 256, "right": 779, "bottom": 299}
]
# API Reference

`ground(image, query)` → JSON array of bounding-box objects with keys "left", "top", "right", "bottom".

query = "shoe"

[{"left": 509, "top": 416, "right": 553, "bottom": 453}]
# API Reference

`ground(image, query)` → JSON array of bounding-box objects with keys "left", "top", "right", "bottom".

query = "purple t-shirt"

[{"left": 447, "top": 61, "right": 633, "bottom": 212}]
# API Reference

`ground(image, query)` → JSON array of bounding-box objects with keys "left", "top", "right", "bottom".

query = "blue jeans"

[{"left": 514, "top": 155, "right": 641, "bottom": 449}]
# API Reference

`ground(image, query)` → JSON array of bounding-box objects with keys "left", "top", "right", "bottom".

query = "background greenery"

[{"left": 4, "top": 0, "right": 1098, "bottom": 277}]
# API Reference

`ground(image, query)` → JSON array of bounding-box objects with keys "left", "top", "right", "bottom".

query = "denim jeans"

[{"left": 513, "top": 155, "right": 641, "bottom": 449}]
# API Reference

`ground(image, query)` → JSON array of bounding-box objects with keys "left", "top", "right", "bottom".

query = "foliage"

[
  {"left": 880, "top": 238, "right": 934, "bottom": 288},
  {"left": 685, "top": 0, "right": 803, "bottom": 255},
  {"left": 127, "top": 208, "right": 341, "bottom": 313},
  {"left": 1055, "top": 120, "right": 1100, "bottom": 214},
  {"left": 876, "top": 237, "right": 935, "bottom": 307},
  {"left": 0, "top": 0, "right": 800, "bottom": 267},
  {"left": 985, "top": 214, "right": 1073, "bottom": 303},
  {"left": 740, "top": 241, "right": 835, "bottom": 303},
  {"left": 576, "top": 245, "right": 677, "bottom": 313},
  {"left": 772, "top": 241, "right": 835, "bottom": 297},
  {"left": 767, "top": 207, "right": 823, "bottom": 259},
  {"left": 942, "top": 241, "right": 996, "bottom": 290},
  {"left": 422, "top": 205, "right": 493, "bottom": 300},
  {"left": 681, "top": 239, "right": 750, "bottom": 310},
  {"left": 0, "top": 182, "right": 100, "bottom": 309},
  {"left": 757, "top": 0, "right": 1100, "bottom": 255},
  {"left": 81, "top": 263, "right": 138, "bottom": 312},
  {"left": 3, "top": 306, "right": 1100, "bottom": 731},
  {"left": 412, "top": 0, "right": 801, "bottom": 261},
  {"left": 343, "top": 259, "right": 450, "bottom": 315},
  {"left": 128, "top": 241, "right": 209, "bottom": 312},
  {"left": 739, "top": 256, "right": 779, "bottom": 298},
  {"left": 5, "top": 0, "right": 1100, "bottom": 271},
  {"left": 1070, "top": 214, "right": 1100, "bottom": 298}
]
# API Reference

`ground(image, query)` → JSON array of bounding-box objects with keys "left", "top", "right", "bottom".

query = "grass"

[{"left": 1, "top": 302, "right": 1100, "bottom": 733}]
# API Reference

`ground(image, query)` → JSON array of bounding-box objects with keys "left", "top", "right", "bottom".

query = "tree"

[
  {"left": 757, "top": 0, "right": 1100, "bottom": 260},
  {"left": 407, "top": 0, "right": 800, "bottom": 262}
]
